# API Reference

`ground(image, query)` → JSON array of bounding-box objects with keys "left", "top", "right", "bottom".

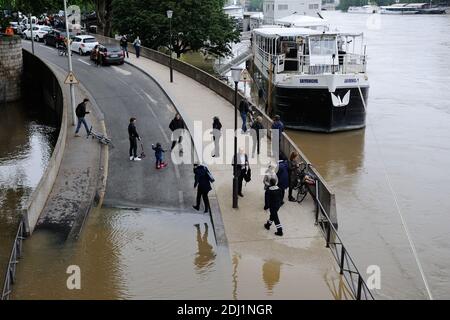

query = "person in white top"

[{"left": 133, "top": 36, "right": 142, "bottom": 58}]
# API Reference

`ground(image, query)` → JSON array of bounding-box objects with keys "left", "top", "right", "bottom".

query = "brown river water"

[
  {"left": 4, "top": 12, "right": 450, "bottom": 300},
  {"left": 286, "top": 12, "right": 450, "bottom": 299},
  {"left": 0, "top": 100, "right": 58, "bottom": 283}
]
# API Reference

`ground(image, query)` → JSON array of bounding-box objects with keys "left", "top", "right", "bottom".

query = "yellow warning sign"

[{"left": 64, "top": 72, "right": 79, "bottom": 85}]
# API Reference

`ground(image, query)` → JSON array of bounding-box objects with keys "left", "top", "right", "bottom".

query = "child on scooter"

[{"left": 152, "top": 143, "right": 167, "bottom": 169}]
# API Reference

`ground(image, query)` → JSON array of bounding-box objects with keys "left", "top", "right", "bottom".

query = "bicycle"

[
  {"left": 87, "top": 126, "right": 114, "bottom": 148},
  {"left": 292, "top": 162, "right": 316, "bottom": 204}
]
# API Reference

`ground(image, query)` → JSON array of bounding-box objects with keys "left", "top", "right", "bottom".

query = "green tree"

[{"left": 112, "top": 0, "right": 240, "bottom": 58}]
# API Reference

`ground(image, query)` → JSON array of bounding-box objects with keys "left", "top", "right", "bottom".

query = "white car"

[
  {"left": 71, "top": 35, "right": 99, "bottom": 55},
  {"left": 23, "top": 26, "right": 52, "bottom": 42}
]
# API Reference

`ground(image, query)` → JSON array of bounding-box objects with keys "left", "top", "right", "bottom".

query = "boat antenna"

[{"left": 317, "top": 12, "right": 324, "bottom": 19}]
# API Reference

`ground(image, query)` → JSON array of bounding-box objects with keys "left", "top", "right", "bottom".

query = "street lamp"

[
  {"left": 166, "top": 10, "right": 174, "bottom": 83},
  {"left": 231, "top": 66, "right": 242, "bottom": 209}
]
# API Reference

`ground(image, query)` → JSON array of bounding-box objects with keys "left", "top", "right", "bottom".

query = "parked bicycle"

[{"left": 292, "top": 162, "right": 316, "bottom": 203}]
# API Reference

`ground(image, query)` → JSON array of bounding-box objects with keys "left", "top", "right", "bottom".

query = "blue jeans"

[
  {"left": 75, "top": 117, "right": 89, "bottom": 135},
  {"left": 241, "top": 112, "right": 247, "bottom": 132}
]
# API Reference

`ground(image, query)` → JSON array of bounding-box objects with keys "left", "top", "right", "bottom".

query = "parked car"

[
  {"left": 43, "top": 29, "right": 74, "bottom": 47},
  {"left": 71, "top": 35, "right": 98, "bottom": 55},
  {"left": 23, "top": 25, "right": 52, "bottom": 42},
  {"left": 90, "top": 44, "right": 125, "bottom": 65}
]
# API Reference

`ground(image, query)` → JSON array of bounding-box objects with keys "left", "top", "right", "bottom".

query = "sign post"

[{"left": 64, "top": 0, "right": 77, "bottom": 125}]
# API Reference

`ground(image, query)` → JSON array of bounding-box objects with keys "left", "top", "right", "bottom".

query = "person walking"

[
  {"left": 169, "top": 113, "right": 186, "bottom": 154},
  {"left": 151, "top": 142, "right": 167, "bottom": 169},
  {"left": 232, "top": 148, "right": 249, "bottom": 197},
  {"left": 93, "top": 45, "right": 100, "bottom": 67},
  {"left": 263, "top": 163, "right": 278, "bottom": 210},
  {"left": 271, "top": 115, "right": 284, "bottom": 157},
  {"left": 212, "top": 116, "right": 222, "bottom": 157},
  {"left": 239, "top": 97, "right": 250, "bottom": 133},
  {"left": 264, "top": 178, "right": 284, "bottom": 237},
  {"left": 133, "top": 36, "right": 141, "bottom": 58},
  {"left": 193, "top": 163, "right": 214, "bottom": 213},
  {"left": 120, "top": 35, "right": 129, "bottom": 58},
  {"left": 250, "top": 116, "right": 264, "bottom": 157},
  {"left": 75, "top": 98, "right": 91, "bottom": 137},
  {"left": 288, "top": 151, "right": 301, "bottom": 202},
  {"left": 128, "top": 117, "right": 141, "bottom": 161},
  {"left": 277, "top": 159, "right": 289, "bottom": 204}
]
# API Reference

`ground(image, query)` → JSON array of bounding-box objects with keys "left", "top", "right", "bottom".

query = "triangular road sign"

[{"left": 64, "top": 71, "right": 79, "bottom": 85}]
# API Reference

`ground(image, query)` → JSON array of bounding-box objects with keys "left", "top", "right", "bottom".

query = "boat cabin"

[{"left": 252, "top": 27, "right": 367, "bottom": 75}]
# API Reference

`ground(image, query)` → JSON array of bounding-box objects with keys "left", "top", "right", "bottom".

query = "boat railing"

[
  {"left": 296, "top": 53, "right": 366, "bottom": 74},
  {"left": 255, "top": 47, "right": 367, "bottom": 75}
]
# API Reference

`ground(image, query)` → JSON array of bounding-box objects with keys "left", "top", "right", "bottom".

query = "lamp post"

[
  {"left": 166, "top": 10, "right": 174, "bottom": 83},
  {"left": 231, "top": 67, "right": 243, "bottom": 209}
]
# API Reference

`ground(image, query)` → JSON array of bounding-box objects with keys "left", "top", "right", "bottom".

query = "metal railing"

[
  {"left": 1, "top": 217, "right": 26, "bottom": 300},
  {"left": 311, "top": 181, "right": 375, "bottom": 300}
]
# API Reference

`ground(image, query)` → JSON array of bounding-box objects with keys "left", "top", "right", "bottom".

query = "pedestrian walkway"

[{"left": 125, "top": 54, "right": 349, "bottom": 299}]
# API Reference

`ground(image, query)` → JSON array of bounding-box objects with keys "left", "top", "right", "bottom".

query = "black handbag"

[{"left": 244, "top": 167, "right": 252, "bottom": 183}]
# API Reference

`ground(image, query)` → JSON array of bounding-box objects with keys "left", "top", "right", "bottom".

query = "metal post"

[
  {"left": 339, "top": 246, "right": 346, "bottom": 274},
  {"left": 326, "top": 221, "right": 331, "bottom": 248},
  {"left": 356, "top": 275, "right": 363, "bottom": 300},
  {"left": 232, "top": 82, "right": 239, "bottom": 208},
  {"left": 29, "top": 14, "right": 35, "bottom": 55},
  {"left": 169, "top": 18, "right": 173, "bottom": 83},
  {"left": 64, "top": 0, "right": 77, "bottom": 126},
  {"left": 315, "top": 181, "right": 319, "bottom": 225}
]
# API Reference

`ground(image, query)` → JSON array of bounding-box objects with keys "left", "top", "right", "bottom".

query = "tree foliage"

[{"left": 112, "top": 0, "right": 240, "bottom": 58}]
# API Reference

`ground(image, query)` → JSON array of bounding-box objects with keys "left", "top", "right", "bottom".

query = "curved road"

[{"left": 22, "top": 40, "right": 195, "bottom": 211}]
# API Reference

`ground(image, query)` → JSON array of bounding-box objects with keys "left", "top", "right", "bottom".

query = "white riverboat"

[
  {"left": 249, "top": 26, "right": 369, "bottom": 132},
  {"left": 347, "top": 5, "right": 379, "bottom": 14}
]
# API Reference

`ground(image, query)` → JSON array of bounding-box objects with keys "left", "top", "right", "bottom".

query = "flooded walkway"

[
  {"left": 13, "top": 207, "right": 231, "bottom": 299},
  {"left": 124, "top": 54, "right": 347, "bottom": 299}
]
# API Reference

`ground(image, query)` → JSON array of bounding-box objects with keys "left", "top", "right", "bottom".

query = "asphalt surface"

[{"left": 22, "top": 40, "right": 195, "bottom": 210}]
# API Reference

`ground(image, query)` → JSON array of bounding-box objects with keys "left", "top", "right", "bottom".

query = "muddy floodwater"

[
  {"left": 0, "top": 100, "right": 58, "bottom": 284},
  {"left": 6, "top": 12, "right": 450, "bottom": 300},
  {"left": 286, "top": 12, "right": 450, "bottom": 299},
  {"left": 12, "top": 207, "right": 232, "bottom": 299}
]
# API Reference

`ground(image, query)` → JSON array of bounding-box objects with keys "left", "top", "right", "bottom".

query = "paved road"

[{"left": 22, "top": 40, "right": 195, "bottom": 210}]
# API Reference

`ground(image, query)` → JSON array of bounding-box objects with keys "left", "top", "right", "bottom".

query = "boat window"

[{"left": 309, "top": 36, "right": 337, "bottom": 56}]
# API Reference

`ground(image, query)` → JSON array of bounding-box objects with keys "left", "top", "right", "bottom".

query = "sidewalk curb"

[{"left": 125, "top": 60, "right": 228, "bottom": 247}]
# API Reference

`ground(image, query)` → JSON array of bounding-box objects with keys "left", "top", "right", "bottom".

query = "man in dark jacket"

[
  {"left": 232, "top": 148, "right": 249, "bottom": 197},
  {"left": 128, "top": 117, "right": 141, "bottom": 161},
  {"left": 120, "top": 35, "right": 129, "bottom": 58},
  {"left": 264, "top": 178, "right": 283, "bottom": 236},
  {"left": 271, "top": 115, "right": 284, "bottom": 157},
  {"left": 277, "top": 159, "right": 289, "bottom": 204},
  {"left": 250, "top": 116, "right": 264, "bottom": 157},
  {"left": 75, "top": 98, "right": 90, "bottom": 137},
  {"left": 193, "top": 164, "right": 213, "bottom": 213},
  {"left": 239, "top": 98, "right": 250, "bottom": 133},
  {"left": 169, "top": 113, "right": 186, "bottom": 153}
]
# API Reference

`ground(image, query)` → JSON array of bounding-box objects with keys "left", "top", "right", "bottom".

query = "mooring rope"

[{"left": 357, "top": 79, "right": 433, "bottom": 300}]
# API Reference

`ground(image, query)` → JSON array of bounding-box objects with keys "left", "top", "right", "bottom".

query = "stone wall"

[{"left": 0, "top": 36, "right": 23, "bottom": 103}]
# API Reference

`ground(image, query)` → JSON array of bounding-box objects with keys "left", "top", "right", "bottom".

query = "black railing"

[
  {"left": 1, "top": 217, "right": 26, "bottom": 300},
  {"left": 310, "top": 180, "right": 374, "bottom": 300}
]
